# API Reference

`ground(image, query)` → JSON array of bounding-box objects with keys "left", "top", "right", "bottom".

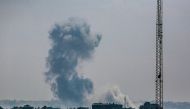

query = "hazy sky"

[{"left": 0, "top": 0, "right": 190, "bottom": 102}]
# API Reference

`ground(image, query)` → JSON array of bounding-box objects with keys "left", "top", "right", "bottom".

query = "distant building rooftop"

[
  {"left": 92, "top": 103, "right": 134, "bottom": 109},
  {"left": 139, "top": 102, "right": 160, "bottom": 109}
]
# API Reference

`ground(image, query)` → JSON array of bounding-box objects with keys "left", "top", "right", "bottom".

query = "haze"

[{"left": 0, "top": 0, "right": 190, "bottom": 102}]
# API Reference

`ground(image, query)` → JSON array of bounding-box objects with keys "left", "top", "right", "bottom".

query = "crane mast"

[{"left": 156, "top": 0, "right": 163, "bottom": 109}]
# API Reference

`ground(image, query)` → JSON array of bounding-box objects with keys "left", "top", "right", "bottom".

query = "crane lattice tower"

[{"left": 156, "top": 0, "right": 163, "bottom": 109}]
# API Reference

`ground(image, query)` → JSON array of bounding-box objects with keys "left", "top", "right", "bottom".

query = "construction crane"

[{"left": 155, "top": 0, "right": 163, "bottom": 109}]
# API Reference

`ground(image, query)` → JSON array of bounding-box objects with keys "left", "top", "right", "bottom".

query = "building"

[
  {"left": 92, "top": 103, "right": 122, "bottom": 109},
  {"left": 92, "top": 103, "right": 134, "bottom": 109},
  {"left": 77, "top": 107, "right": 89, "bottom": 109},
  {"left": 139, "top": 102, "right": 160, "bottom": 109}
]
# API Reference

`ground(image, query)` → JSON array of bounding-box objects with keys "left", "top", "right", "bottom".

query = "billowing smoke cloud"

[{"left": 45, "top": 18, "right": 101, "bottom": 105}]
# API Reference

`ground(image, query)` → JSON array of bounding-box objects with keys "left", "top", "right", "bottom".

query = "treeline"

[{"left": 0, "top": 105, "right": 60, "bottom": 109}]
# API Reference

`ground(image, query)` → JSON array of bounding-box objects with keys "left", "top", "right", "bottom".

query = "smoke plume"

[
  {"left": 97, "top": 86, "right": 137, "bottom": 109},
  {"left": 45, "top": 18, "right": 101, "bottom": 105}
]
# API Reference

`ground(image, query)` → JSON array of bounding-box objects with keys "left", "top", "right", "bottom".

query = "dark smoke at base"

[{"left": 45, "top": 18, "right": 101, "bottom": 105}]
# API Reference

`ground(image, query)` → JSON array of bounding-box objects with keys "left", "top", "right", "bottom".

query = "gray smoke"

[
  {"left": 95, "top": 86, "right": 137, "bottom": 109},
  {"left": 45, "top": 18, "right": 101, "bottom": 105}
]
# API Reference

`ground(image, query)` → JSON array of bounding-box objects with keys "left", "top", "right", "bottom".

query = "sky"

[{"left": 0, "top": 0, "right": 190, "bottom": 102}]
